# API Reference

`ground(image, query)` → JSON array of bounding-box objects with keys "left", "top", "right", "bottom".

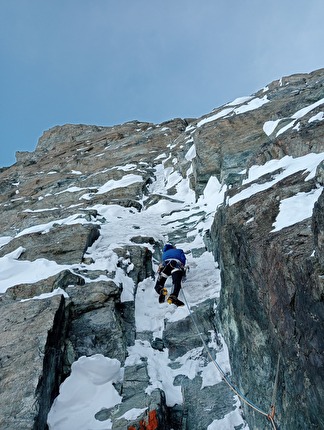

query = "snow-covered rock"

[{"left": 0, "top": 68, "right": 323, "bottom": 430}]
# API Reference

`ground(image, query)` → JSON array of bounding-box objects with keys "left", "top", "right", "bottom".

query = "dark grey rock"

[
  {"left": 67, "top": 282, "right": 126, "bottom": 364},
  {"left": 3, "top": 270, "right": 85, "bottom": 301},
  {"left": 164, "top": 299, "right": 215, "bottom": 360},
  {"left": 114, "top": 244, "right": 154, "bottom": 284},
  {"left": 0, "top": 295, "right": 68, "bottom": 430},
  {"left": 0, "top": 223, "right": 100, "bottom": 265}
]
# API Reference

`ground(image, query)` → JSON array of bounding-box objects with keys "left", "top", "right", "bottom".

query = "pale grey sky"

[{"left": 1, "top": 0, "right": 323, "bottom": 166}]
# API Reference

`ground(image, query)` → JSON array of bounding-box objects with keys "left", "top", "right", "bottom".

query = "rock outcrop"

[
  {"left": 0, "top": 68, "right": 323, "bottom": 430},
  {"left": 0, "top": 296, "right": 68, "bottom": 430}
]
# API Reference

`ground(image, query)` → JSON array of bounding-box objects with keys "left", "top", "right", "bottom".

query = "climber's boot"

[{"left": 158, "top": 288, "right": 168, "bottom": 303}]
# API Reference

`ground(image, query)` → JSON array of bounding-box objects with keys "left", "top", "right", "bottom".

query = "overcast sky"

[{"left": 1, "top": 0, "right": 323, "bottom": 167}]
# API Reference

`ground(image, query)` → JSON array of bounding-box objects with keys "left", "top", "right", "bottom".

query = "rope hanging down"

[
  {"left": 269, "top": 353, "right": 281, "bottom": 424},
  {"left": 180, "top": 286, "right": 279, "bottom": 430}
]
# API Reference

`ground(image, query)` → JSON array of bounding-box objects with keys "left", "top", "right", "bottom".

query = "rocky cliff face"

[{"left": 0, "top": 68, "right": 323, "bottom": 430}]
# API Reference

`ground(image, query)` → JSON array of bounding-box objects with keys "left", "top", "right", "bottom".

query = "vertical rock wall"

[{"left": 211, "top": 188, "right": 324, "bottom": 429}]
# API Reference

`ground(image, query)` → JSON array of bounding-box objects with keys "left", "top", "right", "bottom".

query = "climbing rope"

[
  {"left": 180, "top": 286, "right": 279, "bottom": 430},
  {"left": 269, "top": 353, "right": 281, "bottom": 423}
]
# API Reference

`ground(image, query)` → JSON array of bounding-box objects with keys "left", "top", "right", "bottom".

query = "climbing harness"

[
  {"left": 181, "top": 286, "right": 280, "bottom": 430},
  {"left": 164, "top": 259, "right": 184, "bottom": 274},
  {"left": 158, "top": 260, "right": 183, "bottom": 279}
]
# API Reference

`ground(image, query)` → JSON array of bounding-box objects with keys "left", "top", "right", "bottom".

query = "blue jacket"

[{"left": 162, "top": 244, "right": 186, "bottom": 265}]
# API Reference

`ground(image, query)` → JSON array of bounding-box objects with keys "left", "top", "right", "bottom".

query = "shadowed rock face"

[
  {"left": 211, "top": 175, "right": 324, "bottom": 429},
  {"left": 205, "top": 69, "right": 324, "bottom": 429},
  {"left": 0, "top": 296, "right": 68, "bottom": 430},
  {"left": 0, "top": 68, "right": 323, "bottom": 429}
]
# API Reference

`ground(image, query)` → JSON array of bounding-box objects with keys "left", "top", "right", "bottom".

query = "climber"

[{"left": 154, "top": 243, "right": 186, "bottom": 306}]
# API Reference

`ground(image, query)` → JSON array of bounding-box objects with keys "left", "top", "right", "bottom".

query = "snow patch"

[
  {"left": 47, "top": 355, "right": 122, "bottom": 430},
  {"left": 272, "top": 187, "right": 323, "bottom": 232}
]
